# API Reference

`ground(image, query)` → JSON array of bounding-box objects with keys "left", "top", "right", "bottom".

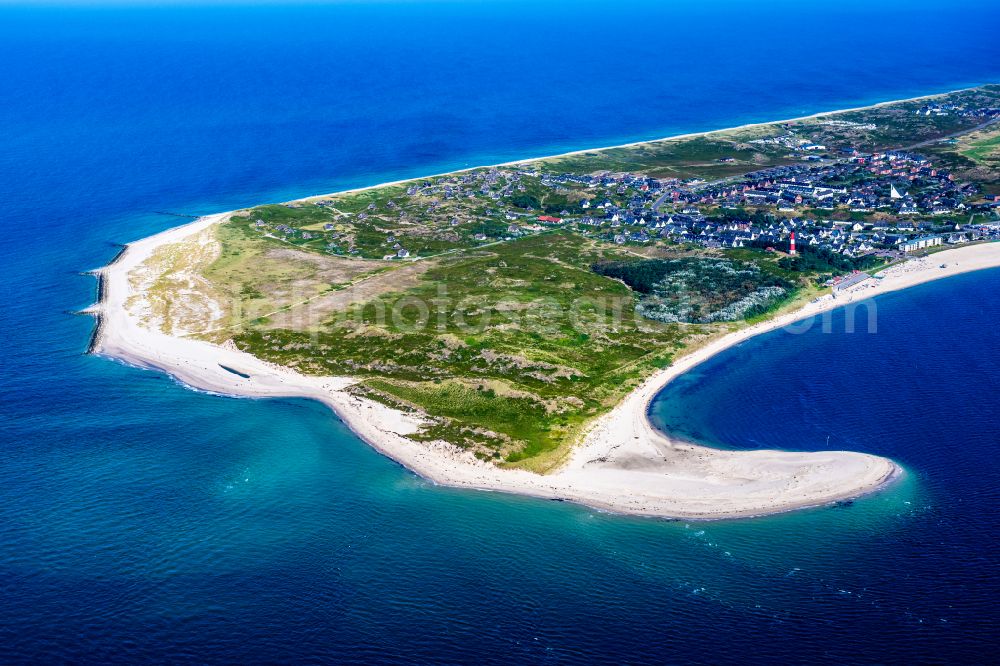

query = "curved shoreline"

[
  {"left": 89, "top": 212, "right": 1000, "bottom": 519},
  {"left": 84, "top": 85, "right": 1000, "bottom": 518}
]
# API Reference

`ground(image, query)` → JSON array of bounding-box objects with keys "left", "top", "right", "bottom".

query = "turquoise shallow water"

[{"left": 3, "top": 1, "right": 1000, "bottom": 662}]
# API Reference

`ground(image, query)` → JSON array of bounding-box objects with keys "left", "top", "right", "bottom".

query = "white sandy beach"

[{"left": 88, "top": 207, "right": 1000, "bottom": 519}]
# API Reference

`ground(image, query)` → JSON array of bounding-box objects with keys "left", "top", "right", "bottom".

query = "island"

[{"left": 90, "top": 85, "right": 1000, "bottom": 519}]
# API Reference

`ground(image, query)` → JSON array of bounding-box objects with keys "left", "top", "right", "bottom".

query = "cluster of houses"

[
  {"left": 915, "top": 103, "right": 1000, "bottom": 120},
  {"left": 503, "top": 150, "right": 1000, "bottom": 257},
  {"left": 250, "top": 110, "right": 1000, "bottom": 262},
  {"left": 690, "top": 150, "right": 972, "bottom": 218},
  {"left": 748, "top": 134, "right": 826, "bottom": 153},
  {"left": 404, "top": 168, "right": 531, "bottom": 203},
  {"left": 592, "top": 214, "right": 1000, "bottom": 257}
]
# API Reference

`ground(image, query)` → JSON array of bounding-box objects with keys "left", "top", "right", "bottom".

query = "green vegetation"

[
  {"left": 543, "top": 135, "right": 788, "bottom": 181},
  {"left": 198, "top": 217, "right": 391, "bottom": 336},
  {"left": 920, "top": 121, "right": 1000, "bottom": 196},
  {"left": 230, "top": 232, "right": 707, "bottom": 470},
  {"left": 594, "top": 257, "right": 793, "bottom": 323},
  {"left": 777, "top": 244, "right": 883, "bottom": 274},
  {"left": 156, "top": 85, "right": 1000, "bottom": 470},
  {"left": 962, "top": 133, "right": 1000, "bottom": 162},
  {"left": 511, "top": 194, "right": 541, "bottom": 209}
]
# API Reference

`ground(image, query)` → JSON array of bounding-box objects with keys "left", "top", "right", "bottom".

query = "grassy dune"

[
  {"left": 153, "top": 85, "right": 1000, "bottom": 468},
  {"left": 221, "top": 229, "right": 815, "bottom": 468}
]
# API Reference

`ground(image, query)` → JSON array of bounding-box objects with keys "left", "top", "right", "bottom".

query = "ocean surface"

[{"left": 2, "top": 1, "right": 1000, "bottom": 662}]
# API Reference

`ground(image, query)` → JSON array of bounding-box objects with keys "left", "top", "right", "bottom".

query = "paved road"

[{"left": 650, "top": 189, "right": 674, "bottom": 212}]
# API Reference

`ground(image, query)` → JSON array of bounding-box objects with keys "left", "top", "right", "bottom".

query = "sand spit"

[
  {"left": 86, "top": 89, "right": 1000, "bottom": 518},
  {"left": 88, "top": 220, "right": 1000, "bottom": 518}
]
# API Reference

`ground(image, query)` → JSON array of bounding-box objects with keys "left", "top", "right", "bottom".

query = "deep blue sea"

[{"left": 2, "top": 1, "right": 1000, "bottom": 663}]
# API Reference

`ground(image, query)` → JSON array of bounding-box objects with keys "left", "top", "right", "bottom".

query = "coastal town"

[
  {"left": 104, "top": 86, "right": 1000, "bottom": 478},
  {"left": 90, "top": 85, "right": 1000, "bottom": 533},
  {"left": 24, "top": 0, "right": 1000, "bottom": 659},
  {"left": 247, "top": 94, "right": 1000, "bottom": 277}
]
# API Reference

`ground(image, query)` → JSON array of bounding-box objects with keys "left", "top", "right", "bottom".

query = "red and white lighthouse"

[{"left": 789, "top": 231, "right": 797, "bottom": 256}]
